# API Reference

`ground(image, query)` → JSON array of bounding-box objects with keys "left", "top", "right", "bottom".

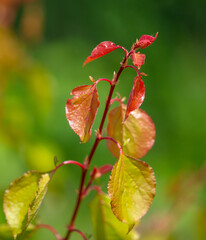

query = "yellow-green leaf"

[
  {"left": 3, "top": 171, "right": 51, "bottom": 239},
  {"left": 90, "top": 192, "right": 139, "bottom": 240},
  {"left": 28, "top": 173, "right": 50, "bottom": 223},
  {"left": 108, "top": 153, "right": 156, "bottom": 231},
  {"left": 107, "top": 105, "right": 155, "bottom": 159}
]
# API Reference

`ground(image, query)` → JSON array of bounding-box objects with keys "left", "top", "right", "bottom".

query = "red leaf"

[
  {"left": 96, "top": 164, "right": 113, "bottom": 178},
  {"left": 132, "top": 52, "right": 145, "bottom": 69},
  {"left": 125, "top": 76, "right": 145, "bottom": 119},
  {"left": 66, "top": 84, "right": 100, "bottom": 143},
  {"left": 137, "top": 32, "right": 158, "bottom": 49},
  {"left": 83, "top": 41, "right": 119, "bottom": 66}
]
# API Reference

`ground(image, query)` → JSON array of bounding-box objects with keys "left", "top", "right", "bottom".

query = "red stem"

[
  {"left": 53, "top": 160, "right": 85, "bottom": 174},
  {"left": 67, "top": 229, "right": 87, "bottom": 240},
  {"left": 84, "top": 185, "right": 102, "bottom": 196},
  {"left": 100, "top": 136, "right": 123, "bottom": 154},
  {"left": 36, "top": 224, "right": 62, "bottom": 240},
  {"left": 96, "top": 78, "right": 112, "bottom": 85},
  {"left": 64, "top": 50, "right": 132, "bottom": 240},
  {"left": 117, "top": 46, "right": 128, "bottom": 57},
  {"left": 125, "top": 65, "right": 140, "bottom": 76}
]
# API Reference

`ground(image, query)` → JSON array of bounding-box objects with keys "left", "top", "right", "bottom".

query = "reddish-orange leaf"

[
  {"left": 137, "top": 32, "right": 158, "bottom": 49},
  {"left": 132, "top": 52, "right": 145, "bottom": 69},
  {"left": 66, "top": 84, "right": 100, "bottom": 143},
  {"left": 96, "top": 164, "right": 113, "bottom": 178},
  {"left": 125, "top": 76, "right": 145, "bottom": 120},
  {"left": 83, "top": 41, "right": 119, "bottom": 66}
]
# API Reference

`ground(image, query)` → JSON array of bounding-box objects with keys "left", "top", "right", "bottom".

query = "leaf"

[
  {"left": 125, "top": 76, "right": 145, "bottom": 119},
  {"left": 107, "top": 105, "right": 155, "bottom": 159},
  {"left": 90, "top": 192, "right": 139, "bottom": 240},
  {"left": 66, "top": 84, "right": 100, "bottom": 143},
  {"left": 0, "top": 224, "right": 35, "bottom": 240},
  {"left": 137, "top": 33, "right": 158, "bottom": 49},
  {"left": 83, "top": 41, "right": 120, "bottom": 66},
  {"left": 3, "top": 171, "right": 51, "bottom": 239},
  {"left": 95, "top": 164, "right": 113, "bottom": 178},
  {"left": 0, "top": 224, "right": 14, "bottom": 239},
  {"left": 108, "top": 153, "right": 156, "bottom": 231},
  {"left": 28, "top": 173, "right": 50, "bottom": 223},
  {"left": 132, "top": 52, "right": 145, "bottom": 69}
]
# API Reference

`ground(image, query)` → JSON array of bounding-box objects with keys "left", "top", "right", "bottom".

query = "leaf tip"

[
  {"left": 127, "top": 223, "right": 135, "bottom": 234},
  {"left": 83, "top": 59, "right": 88, "bottom": 67}
]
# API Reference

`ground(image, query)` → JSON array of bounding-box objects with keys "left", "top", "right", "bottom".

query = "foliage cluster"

[{"left": 3, "top": 34, "right": 158, "bottom": 240}]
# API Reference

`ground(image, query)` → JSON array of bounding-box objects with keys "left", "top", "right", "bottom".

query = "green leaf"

[
  {"left": 108, "top": 153, "right": 156, "bottom": 231},
  {"left": 66, "top": 84, "right": 100, "bottom": 143},
  {"left": 107, "top": 105, "right": 155, "bottom": 159},
  {"left": 0, "top": 224, "right": 35, "bottom": 240},
  {"left": 28, "top": 173, "right": 50, "bottom": 223},
  {"left": 90, "top": 192, "right": 139, "bottom": 240},
  {"left": 0, "top": 224, "right": 14, "bottom": 239},
  {"left": 3, "top": 171, "right": 51, "bottom": 239}
]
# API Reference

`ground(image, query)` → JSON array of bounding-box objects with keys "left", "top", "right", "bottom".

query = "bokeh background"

[{"left": 0, "top": 0, "right": 206, "bottom": 239}]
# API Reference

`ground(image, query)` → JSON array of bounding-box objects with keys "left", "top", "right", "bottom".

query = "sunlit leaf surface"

[
  {"left": 90, "top": 192, "right": 139, "bottom": 240},
  {"left": 107, "top": 105, "right": 155, "bottom": 159},
  {"left": 83, "top": 41, "right": 119, "bottom": 66},
  {"left": 137, "top": 33, "right": 158, "bottom": 49},
  {"left": 125, "top": 76, "right": 145, "bottom": 119},
  {"left": 3, "top": 171, "right": 51, "bottom": 239},
  {"left": 66, "top": 84, "right": 100, "bottom": 143},
  {"left": 108, "top": 153, "right": 156, "bottom": 231}
]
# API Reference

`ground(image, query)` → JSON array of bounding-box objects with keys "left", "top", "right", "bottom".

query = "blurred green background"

[{"left": 0, "top": 0, "right": 206, "bottom": 239}]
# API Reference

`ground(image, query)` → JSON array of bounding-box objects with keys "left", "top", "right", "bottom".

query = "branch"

[
  {"left": 52, "top": 160, "right": 85, "bottom": 174},
  {"left": 100, "top": 136, "right": 123, "bottom": 154},
  {"left": 36, "top": 224, "right": 62, "bottom": 240},
  {"left": 125, "top": 65, "right": 140, "bottom": 76},
  {"left": 64, "top": 48, "right": 133, "bottom": 240},
  {"left": 67, "top": 228, "right": 88, "bottom": 240}
]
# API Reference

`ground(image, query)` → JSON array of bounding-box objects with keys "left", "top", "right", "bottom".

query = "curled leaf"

[
  {"left": 66, "top": 84, "right": 100, "bottom": 143},
  {"left": 3, "top": 171, "right": 51, "bottom": 239},
  {"left": 107, "top": 105, "right": 155, "bottom": 159},
  {"left": 90, "top": 192, "right": 139, "bottom": 240},
  {"left": 108, "top": 153, "right": 156, "bottom": 231},
  {"left": 132, "top": 52, "right": 145, "bottom": 69},
  {"left": 83, "top": 41, "right": 120, "bottom": 66},
  {"left": 125, "top": 76, "right": 145, "bottom": 119},
  {"left": 136, "top": 33, "right": 158, "bottom": 49}
]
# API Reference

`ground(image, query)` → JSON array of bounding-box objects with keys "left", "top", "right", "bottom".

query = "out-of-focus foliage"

[
  {"left": 0, "top": 0, "right": 206, "bottom": 239},
  {"left": 0, "top": 26, "right": 58, "bottom": 171},
  {"left": 138, "top": 164, "right": 206, "bottom": 240},
  {"left": 90, "top": 192, "right": 139, "bottom": 240},
  {"left": 0, "top": 223, "right": 35, "bottom": 240}
]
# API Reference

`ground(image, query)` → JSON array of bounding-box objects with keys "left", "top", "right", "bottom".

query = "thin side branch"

[
  {"left": 53, "top": 160, "right": 85, "bottom": 174},
  {"left": 36, "top": 224, "right": 62, "bottom": 240}
]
